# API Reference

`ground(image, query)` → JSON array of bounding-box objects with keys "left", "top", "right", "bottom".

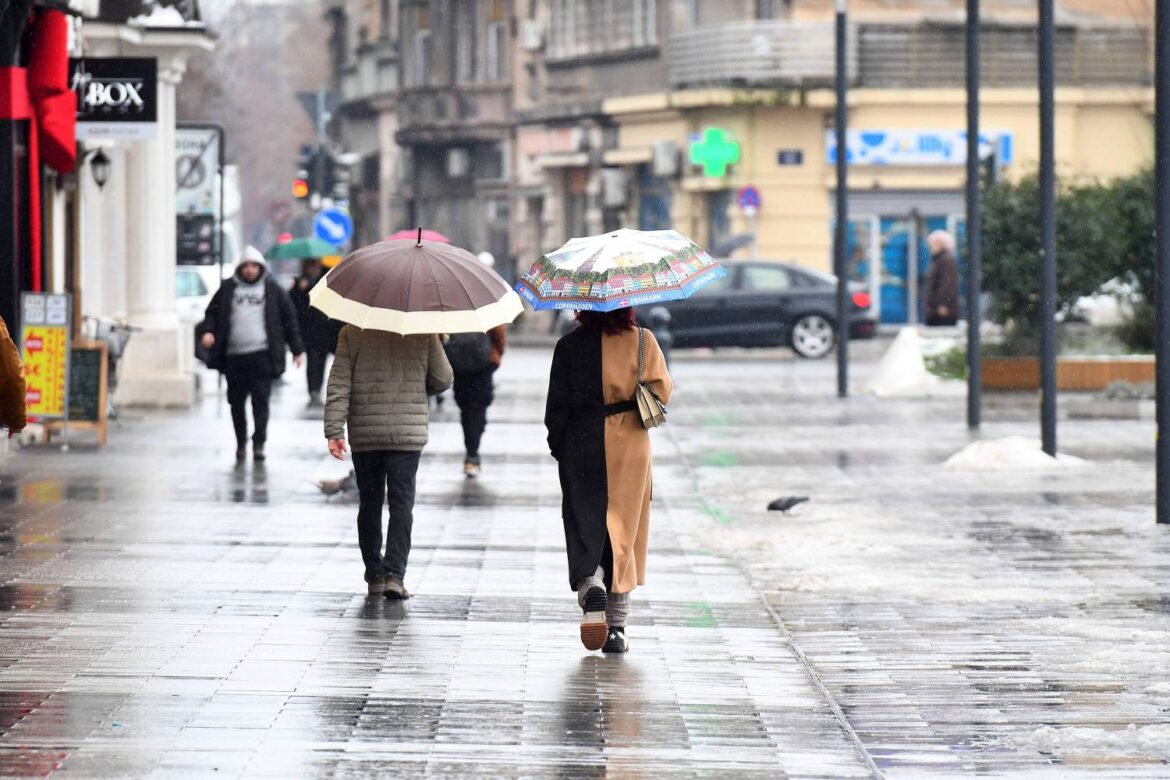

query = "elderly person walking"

[
  {"left": 1, "top": 315, "right": 26, "bottom": 438},
  {"left": 924, "top": 230, "right": 961, "bottom": 326},
  {"left": 545, "top": 307, "right": 673, "bottom": 654},
  {"left": 325, "top": 325, "right": 453, "bottom": 599}
]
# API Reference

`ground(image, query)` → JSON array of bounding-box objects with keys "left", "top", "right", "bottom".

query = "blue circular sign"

[
  {"left": 313, "top": 209, "right": 353, "bottom": 246},
  {"left": 736, "top": 185, "right": 762, "bottom": 211}
]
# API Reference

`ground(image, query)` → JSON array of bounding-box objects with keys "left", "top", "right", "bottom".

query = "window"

[
  {"left": 742, "top": 265, "right": 792, "bottom": 292},
  {"left": 486, "top": 21, "right": 507, "bottom": 81},
  {"left": 413, "top": 29, "right": 432, "bottom": 86},
  {"left": 756, "top": 0, "right": 781, "bottom": 19},
  {"left": 549, "top": 0, "right": 657, "bottom": 59},
  {"left": 455, "top": 1, "right": 477, "bottom": 82},
  {"left": 381, "top": 0, "right": 396, "bottom": 39},
  {"left": 176, "top": 271, "right": 207, "bottom": 298}
]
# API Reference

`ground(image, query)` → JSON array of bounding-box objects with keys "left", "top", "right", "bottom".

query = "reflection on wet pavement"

[{"left": 0, "top": 354, "right": 873, "bottom": 777}]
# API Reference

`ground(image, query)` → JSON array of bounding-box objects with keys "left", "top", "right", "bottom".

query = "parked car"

[
  {"left": 639, "top": 260, "right": 877, "bottom": 359},
  {"left": 176, "top": 265, "right": 228, "bottom": 324}
]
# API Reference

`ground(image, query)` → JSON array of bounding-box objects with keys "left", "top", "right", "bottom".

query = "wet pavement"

[{"left": 0, "top": 342, "right": 1166, "bottom": 777}]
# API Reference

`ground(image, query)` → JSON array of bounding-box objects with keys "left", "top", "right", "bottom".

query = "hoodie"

[{"left": 228, "top": 246, "right": 270, "bottom": 356}]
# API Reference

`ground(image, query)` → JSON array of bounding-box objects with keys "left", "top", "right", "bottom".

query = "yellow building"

[{"left": 600, "top": 17, "right": 1152, "bottom": 325}]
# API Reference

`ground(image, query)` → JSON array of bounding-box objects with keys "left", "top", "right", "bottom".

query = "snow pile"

[
  {"left": 866, "top": 327, "right": 938, "bottom": 397},
  {"left": 1013, "top": 724, "right": 1170, "bottom": 758},
  {"left": 129, "top": 6, "right": 204, "bottom": 29},
  {"left": 943, "top": 436, "right": 1087, "bottom": 470}
]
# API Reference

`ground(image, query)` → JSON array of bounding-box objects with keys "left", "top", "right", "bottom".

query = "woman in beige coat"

[{"left": 545, "top": 307, "right": 673, "bottom": 653}]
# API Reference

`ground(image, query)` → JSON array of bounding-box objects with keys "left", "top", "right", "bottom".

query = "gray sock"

[
  {"left": 606, "top": 591, "right": 630, "bottom": 627},
  {"left": 576, "top": 566, "right": 605, "bottom": 609}
]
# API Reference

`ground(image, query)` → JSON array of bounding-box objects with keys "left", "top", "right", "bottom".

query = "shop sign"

[
  {"left": 689, "top": 127, "right": 740, "bottom": 178},
  {"left": 70, "top": 57, "right": 158, "bottom": 140},
  {"left": 827, "top": 129, "right": 1014, "bottom": 167},
  {"left": 176, "top": 126, "right": 221, "bottom": 216},
  {"left": 20, "top": 293, "right": 71, "bottom": 420}
]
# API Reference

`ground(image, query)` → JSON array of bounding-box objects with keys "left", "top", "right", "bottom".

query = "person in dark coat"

[
  {"left": 545, "top": 307, "right": 672, "bottom": 654},
  {"left": 445, "top": 324, "right": 507, "bottom": 478},
  {"left": 289, "top": 259, "right": 337, "bottom": 407},
  {"left": 924, "top": 230, "right": 961, "bottom": 326},
  {"left": 198, "top": 246, "right": 305, "bottom": 461}
]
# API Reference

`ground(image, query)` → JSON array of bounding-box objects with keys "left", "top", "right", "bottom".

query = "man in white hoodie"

[{"left": 198, "top": 247, "right": 305, "bottom": 461}]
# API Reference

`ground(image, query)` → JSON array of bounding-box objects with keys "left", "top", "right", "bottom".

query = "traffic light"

[{"left": 292, "top": 173, "right": 310, "bottom": 199}]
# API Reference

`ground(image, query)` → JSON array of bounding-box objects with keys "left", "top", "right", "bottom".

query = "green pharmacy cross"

[{"left": 690, "top": 127, "right": 741, "bottom": 177}]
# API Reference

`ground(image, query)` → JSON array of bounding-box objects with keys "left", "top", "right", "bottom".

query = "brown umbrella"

[{"left": 309, "top": 233, "right": 522, "bottom": 334}]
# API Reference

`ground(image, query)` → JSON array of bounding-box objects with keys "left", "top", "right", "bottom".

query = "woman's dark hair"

[{"left": 576, "top": 307, "right": 636, "bottom": 335}]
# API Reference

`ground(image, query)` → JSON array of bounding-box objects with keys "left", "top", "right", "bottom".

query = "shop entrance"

[{"left": 844, "top": 192, "right": 966, "bottom": 325}]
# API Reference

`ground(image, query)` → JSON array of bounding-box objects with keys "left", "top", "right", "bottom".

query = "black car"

[{"left": 640, "top": 260, "right": 877, "bottom": 359}]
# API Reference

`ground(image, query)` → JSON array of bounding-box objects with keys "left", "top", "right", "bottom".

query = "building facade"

[{"left": 327, "top": 0, "right": 1154, "bottom": 325}]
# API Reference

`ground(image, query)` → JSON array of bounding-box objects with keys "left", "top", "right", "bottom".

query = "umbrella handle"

[{"left": 417, "top": 227, "right": 422, "bottom": 247}]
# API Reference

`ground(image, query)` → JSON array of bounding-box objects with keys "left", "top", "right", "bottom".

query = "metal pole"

[
  {"left": 966, "top": 0, "right": 982, "bottom": 429},
  {"left": 834, "top": 0, "right": 849, "bottom": 398},
  {"left": 1038, "top": 0, "right": 1057, "bottom": 457},
  {"left": 314, "top": 91, "right": 328, "bottom": 206},
  {"left": 1156, "top": 0, "right": 1170, "bottom": 523}
]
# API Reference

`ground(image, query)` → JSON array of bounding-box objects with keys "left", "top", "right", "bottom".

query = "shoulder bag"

[{"left": 634, "top": 327, "right": 667, "bottom": 429}]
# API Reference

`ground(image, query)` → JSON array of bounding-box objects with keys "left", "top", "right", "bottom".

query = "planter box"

[{"left": 983, "top": 356, "right": 1155, "bottom": 391}]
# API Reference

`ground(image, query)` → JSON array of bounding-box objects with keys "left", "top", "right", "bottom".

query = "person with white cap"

[{"left": 198, "top": 246, "right": 305, "bottom": 461}]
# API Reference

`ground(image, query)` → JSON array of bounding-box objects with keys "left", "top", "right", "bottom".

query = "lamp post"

[
  {"left": 1038, "top": 0, "right": 1057, "bottom": 457},
  {"left": 834, "top": 0, "right": 849, "bottom": 399},
  {"left": 965, "top": 0, "right": 982, "bottom": 429},
  {"left": 1156, "top": 0, "right": 1170, "bottom": 523}
]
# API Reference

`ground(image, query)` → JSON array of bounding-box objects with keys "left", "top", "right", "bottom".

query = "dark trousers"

[
  {"left": 452, "top": 368, "right": 495, "bottom": 462},
  {"left": 352, "top": 450, "right": 422, "bottom": 583},
  {"left": 926, "top": 313, "right": 958, "bottom": 327},
  {"left": 225, "top": 351, "right": 273, "bottom": 447},
  {"left": 306, "top": 347, "right": 329, "bottom": 395}
]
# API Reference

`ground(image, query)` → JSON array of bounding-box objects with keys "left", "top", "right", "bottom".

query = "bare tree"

[{"left": 178, "top": 0, "right": 330, "bottom": 247}]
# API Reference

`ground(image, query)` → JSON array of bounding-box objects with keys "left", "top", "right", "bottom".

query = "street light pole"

[
  {"left": 835, "top": 0, "right": 849, "bottom": 399},
  {"left": 1156, "top": 0, "right": 1170, "bottom": 523},
  {"left": 1038, "top": 0, "right": 1058, "bottom": 457},
  {"left": 965, "top": 0, "right": 982, "bottom": 429}
]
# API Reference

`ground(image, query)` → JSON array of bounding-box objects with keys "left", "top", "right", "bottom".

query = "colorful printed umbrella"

[
  {"left": 514, "top": 228, "right": 727, "bottom": 312},
  {"left": 387, "top": 228, "right": 450, "bottom": 243},
  {"left": 310, "top": 237, "right": 523, "bottom": 334}
]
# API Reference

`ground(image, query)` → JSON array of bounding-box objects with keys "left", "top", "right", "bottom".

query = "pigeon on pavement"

[{"left": 767, "top": 496, "right": 809, "bottom": 513}]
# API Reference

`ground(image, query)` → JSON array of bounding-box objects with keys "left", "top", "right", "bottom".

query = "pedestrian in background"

[
  {"left": 924, "top": 230, "right": 960, "bottom": 327},
  {"left": 545, "top": 307, "right": 673, "bottom": 654},
  {"left": 445, "top": 325, "right": 506, "bottom": 478},
  {"left": 0, "top": 315, "right": 26, "bottom": 438},
  {"left": 289, "top": 259, "right": 336, "bottom": 407},
  {"left": 199, "top": 246, "right": 304, "bottom": 462},
  {"left": 325, "top": 325, "right": 452, "bottom": 599}
]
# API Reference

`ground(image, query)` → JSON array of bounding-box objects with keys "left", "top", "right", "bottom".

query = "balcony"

[
  {"left": 395, "top": 85, "right": 512, "bottom": 146},
  {"left": 669, "top": 20, "right": 852, "bottom": 90}
]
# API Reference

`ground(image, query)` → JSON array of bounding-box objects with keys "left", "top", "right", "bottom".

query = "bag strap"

[{"left": 637, "top": 327, "right": 645, "bottom": 384}]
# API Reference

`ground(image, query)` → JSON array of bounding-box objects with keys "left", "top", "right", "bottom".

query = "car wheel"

[{"left": 790, "top": 314, "right": 835, "bottom": 359}]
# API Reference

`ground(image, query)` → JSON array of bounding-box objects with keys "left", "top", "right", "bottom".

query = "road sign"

[
  {"left": 20, "top": 293, "right": 71, "bottom": 420},
  {"left": 737, "top": 185, "right": 762, "bottom": 212},
  {"left": 314, "top": 208, "right": 353, "bottom": 246}
]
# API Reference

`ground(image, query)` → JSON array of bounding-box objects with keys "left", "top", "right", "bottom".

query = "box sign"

[
  {"left": 827, "top": 129, "right": 1014, "bottom": 167},
  {"left": 70, "top": 57, "right": 158, "bottom": 140}
]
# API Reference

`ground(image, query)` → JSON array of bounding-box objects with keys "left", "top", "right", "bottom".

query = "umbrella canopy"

[
  {"left": 387, "top": 228, "right": 450, "bottom": 244},
  {"left": 310, "top": 239, "right": 523, "bottom": 334},
  {"left": 515, "top": 228, "right": 727, "bottom": 312},
  {"left": 266, "top": 237, "right": 341, "bottom": 260}
]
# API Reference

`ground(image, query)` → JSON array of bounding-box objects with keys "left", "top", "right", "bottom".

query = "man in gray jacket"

[{"left": 325, "top": 326, "right": 453, "bottom": 598}]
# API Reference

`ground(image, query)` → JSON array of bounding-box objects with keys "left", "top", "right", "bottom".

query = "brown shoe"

[
  {"left": 367, "top": 579, "right": 387, "bottom": 596},
  {"left": 384, "top": 577, "right": 410, "bottom": 600}
]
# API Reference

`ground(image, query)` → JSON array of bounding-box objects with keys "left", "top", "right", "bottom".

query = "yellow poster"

[{"left": 20, "top": 293, "right": 71, "bottom": 420}]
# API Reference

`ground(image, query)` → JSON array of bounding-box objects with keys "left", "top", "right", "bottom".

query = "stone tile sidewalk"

[{"left": 0, "top": 352, "right": 876, "bottom": 777}]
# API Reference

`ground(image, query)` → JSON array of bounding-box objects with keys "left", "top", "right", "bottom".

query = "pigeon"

[
  {"left": 317, "top": 471, "right": 356, "bottom": 497},
  {"left": 767, "top": 496, "right": 809, "bottom": 513}
]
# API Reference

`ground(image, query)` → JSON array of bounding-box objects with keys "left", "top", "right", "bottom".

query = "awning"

[
  {"left": 602, "top": 147, "right": 652, "bottom": 166},
  {"left": 537, "top": 152, "right": 590, "bottom": 169}
]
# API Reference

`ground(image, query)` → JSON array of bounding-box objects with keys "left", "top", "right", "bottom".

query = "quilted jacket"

[{"left": 324, "top": 326, "right": 453, "bottom": 452}]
